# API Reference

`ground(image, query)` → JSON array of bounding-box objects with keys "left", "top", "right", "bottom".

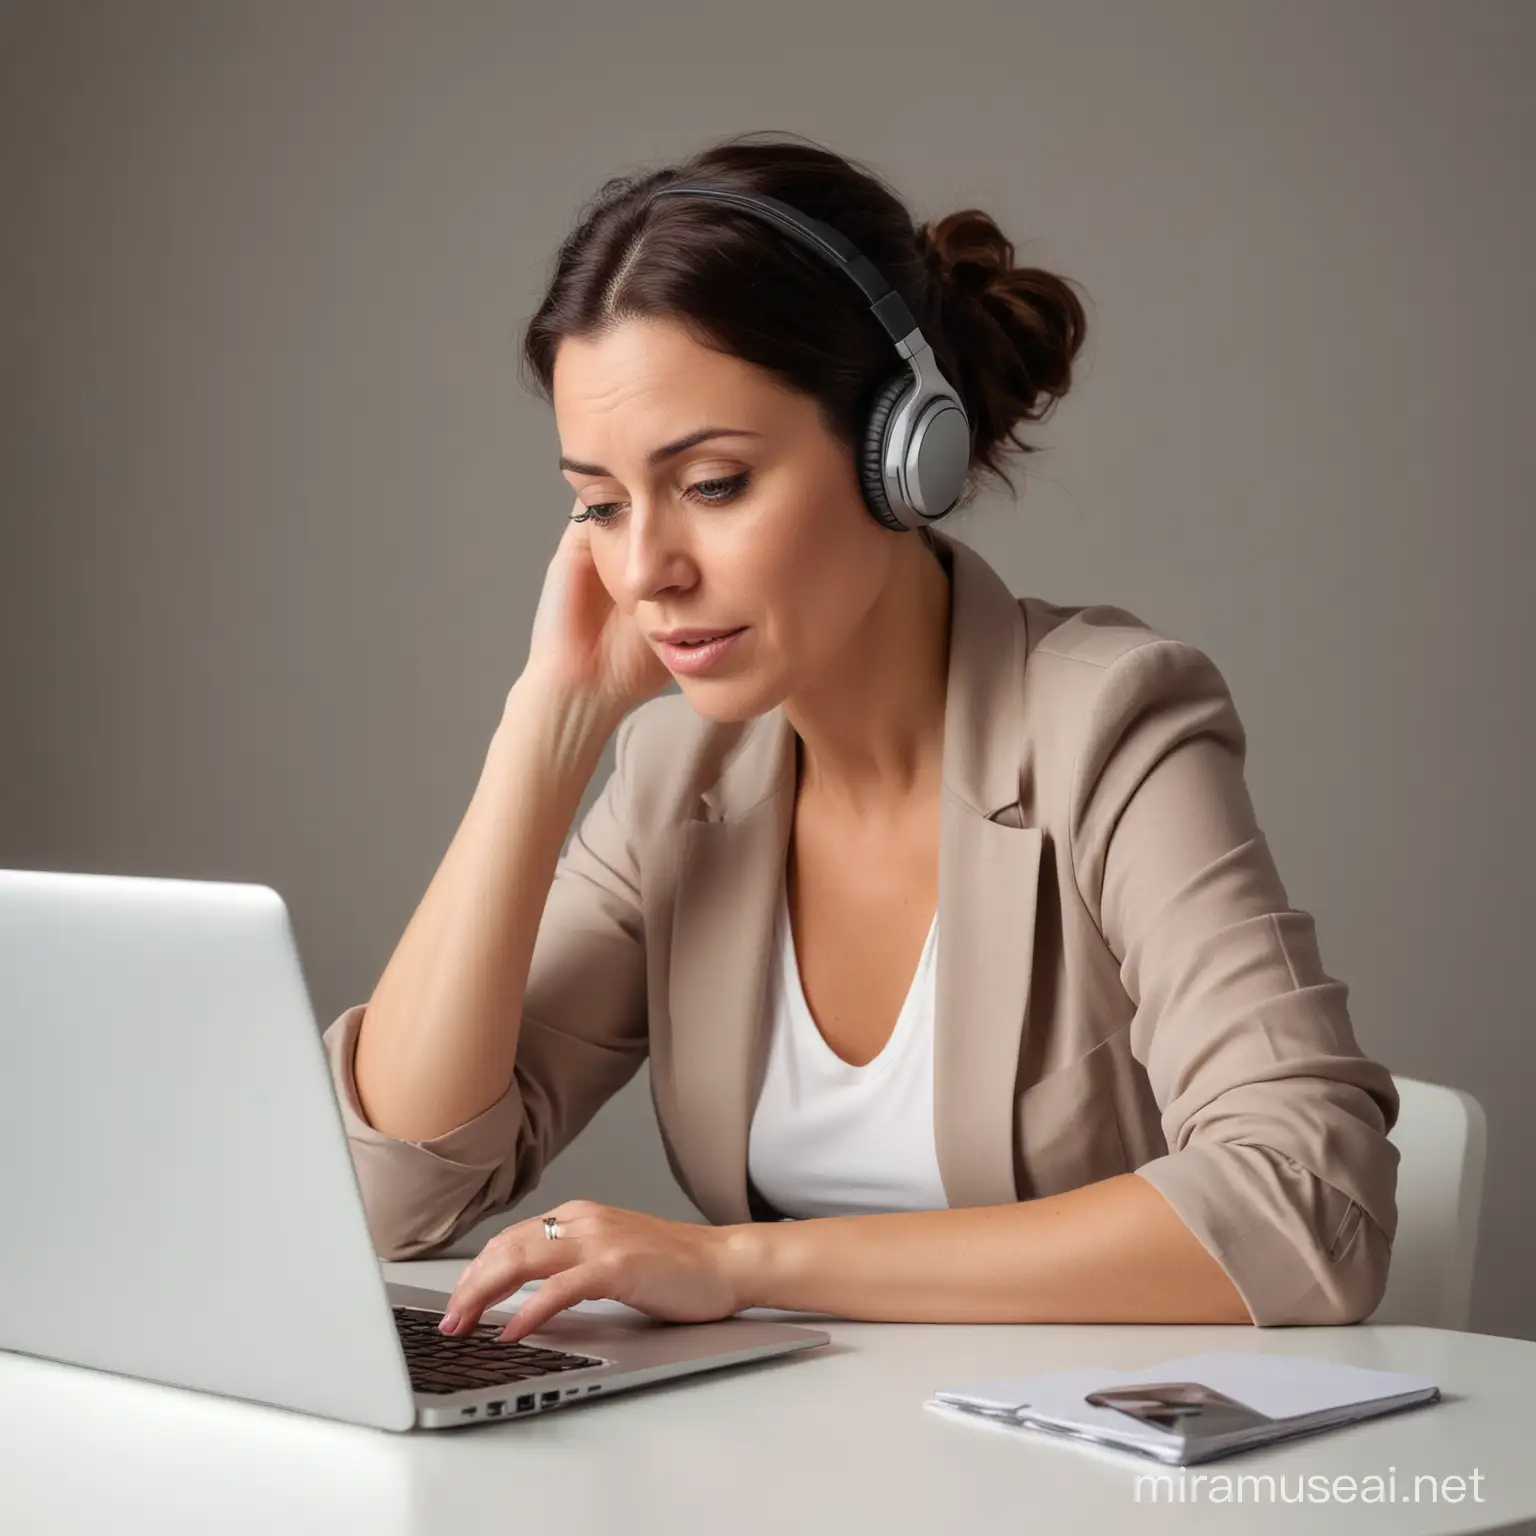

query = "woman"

[{"left": 321, "top": 132, "right": 1399, "bottom": 1337}]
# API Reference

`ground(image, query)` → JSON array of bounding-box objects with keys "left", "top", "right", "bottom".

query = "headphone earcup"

[{"left": 857, "top": 371, "right": 915, "bottom": 532}]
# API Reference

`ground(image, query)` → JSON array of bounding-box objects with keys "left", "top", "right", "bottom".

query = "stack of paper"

[{"left": 925, "top": 1352, "right": 1440, "bottom": 1465}]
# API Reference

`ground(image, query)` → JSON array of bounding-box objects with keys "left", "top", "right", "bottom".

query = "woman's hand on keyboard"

[{"left": 436, "top": 1199, "right": 752, "bottom": 1342}]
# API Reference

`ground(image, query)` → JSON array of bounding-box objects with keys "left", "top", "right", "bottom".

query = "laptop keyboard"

[{"left": 393, "top": 1305, "right": 605, "bottom": 1396}]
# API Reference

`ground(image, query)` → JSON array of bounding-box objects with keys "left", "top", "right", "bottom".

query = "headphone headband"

[{"left": 651, "top": 183, "right": 921, "bottom": 347}]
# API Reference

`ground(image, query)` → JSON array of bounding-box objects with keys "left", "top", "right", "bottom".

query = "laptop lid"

[{"left": 0, "top": 869, "right": 418, "bottom": 1431}]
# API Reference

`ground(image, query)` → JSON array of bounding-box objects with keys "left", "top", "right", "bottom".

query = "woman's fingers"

[
  {"left": 440, "top": 1212, "right": 573, "bottom": 1332},
  {"left": 495, "top": 1265, "right": 607, "bottom": 1343}
]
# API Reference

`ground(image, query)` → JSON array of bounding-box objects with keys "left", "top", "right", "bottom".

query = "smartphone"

[{"left": 1084, "top": 1381, "right": 1276, "bottom": 1447}]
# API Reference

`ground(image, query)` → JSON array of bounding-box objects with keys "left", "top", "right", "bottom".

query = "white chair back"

[{"left": 1367, "top": 1075, "right": 1487, "bottom": 1329}]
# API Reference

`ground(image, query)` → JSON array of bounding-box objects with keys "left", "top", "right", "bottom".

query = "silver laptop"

[{"left": 0, "top": 867, "right": 829, "bottom": 1431}]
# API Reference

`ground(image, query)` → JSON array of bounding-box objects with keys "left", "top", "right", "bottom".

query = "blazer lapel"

[
  {"left": 666, "top": 528, "right": 1042, "bottom": 1224},
  {"left": 666, "top": 728, "right": 795, "bottom": 1226}
]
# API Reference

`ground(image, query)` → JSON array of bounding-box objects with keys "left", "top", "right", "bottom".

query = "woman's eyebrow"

[{"left": 558, "top": 427, "right": 761, "bottom": 476}]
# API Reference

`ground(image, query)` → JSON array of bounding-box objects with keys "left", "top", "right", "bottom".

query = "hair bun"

[
  {"left": 916, "top": 209, "right": 1012, "bottom": 301},
  {"left": 912, "top": 205, "right": 1090, "bottom": 500}
]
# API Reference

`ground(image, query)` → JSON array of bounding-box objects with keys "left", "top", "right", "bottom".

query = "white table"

[{"left": 1, "top": 1256, "right": 1531, "bottom": 1536}]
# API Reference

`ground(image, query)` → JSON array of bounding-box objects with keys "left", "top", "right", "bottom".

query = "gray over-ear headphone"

[{"left": 650, "top": 183, "right": 972, "bottom": 533}]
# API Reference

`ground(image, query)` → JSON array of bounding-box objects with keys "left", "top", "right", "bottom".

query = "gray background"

[{"left": 2, "top": 1, "right": 1530, "bottom": 1340}]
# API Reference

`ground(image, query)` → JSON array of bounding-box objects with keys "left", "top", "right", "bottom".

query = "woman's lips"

[{"left": 658, "top": 627, "right": 748, "bottom": 674}]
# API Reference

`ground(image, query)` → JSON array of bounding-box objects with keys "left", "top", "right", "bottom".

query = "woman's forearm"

[
  {"left": 353, "top": 675, "right": 622, "bottom": 1141},
  {"left": 721, "top": 1172, "right": 1252, "bottom": 1324}
]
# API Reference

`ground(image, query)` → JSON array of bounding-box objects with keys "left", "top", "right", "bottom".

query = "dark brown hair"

[{"left": 521, "top": 131, "right": 1090, "bottom": 507}]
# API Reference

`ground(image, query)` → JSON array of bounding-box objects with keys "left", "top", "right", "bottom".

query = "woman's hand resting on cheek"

[
  {"left": 437, "top": 1200, "right": 753, "bottom": 1341},
  {"left": 519, "top": 502, "right": 675, "bottom": 718}
]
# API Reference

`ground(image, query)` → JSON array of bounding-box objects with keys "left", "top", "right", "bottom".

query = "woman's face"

[{"left": 552, "top": 316, "right": 900, "bottom": 719}]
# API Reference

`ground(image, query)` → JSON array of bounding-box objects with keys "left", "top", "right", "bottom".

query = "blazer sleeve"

[
  {"left": 1070, "top": 639, "right": 1400, "bottom": 1326},
  {"left": 320, "top": 709, "right": 651, "bottom": 1261}
]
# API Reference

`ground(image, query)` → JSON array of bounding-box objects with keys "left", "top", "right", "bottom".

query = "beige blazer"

[{"left": 322, "top": 526, "right": 1400, "bottom": 1327}]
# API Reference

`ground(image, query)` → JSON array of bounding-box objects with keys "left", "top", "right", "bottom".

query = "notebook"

[{"left": 925, "top": 1352, "right": 1441, "bottom": 1465}]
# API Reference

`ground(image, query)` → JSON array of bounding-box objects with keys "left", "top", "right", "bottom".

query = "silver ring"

[{"left": 542, "top": 1215, "right": 562, "bottom": 1241}]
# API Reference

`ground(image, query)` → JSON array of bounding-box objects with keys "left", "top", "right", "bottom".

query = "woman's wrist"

[
  {"left": 492, "top": 672, "right": 622, "bottom": 787},
  {"left": 716, "top": 1221, "right": 776, "bottom": 1313}
]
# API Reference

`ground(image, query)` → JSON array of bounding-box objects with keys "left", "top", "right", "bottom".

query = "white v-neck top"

[{"left": 746, "top": 876, "right": 950, "bottom": 1219}]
